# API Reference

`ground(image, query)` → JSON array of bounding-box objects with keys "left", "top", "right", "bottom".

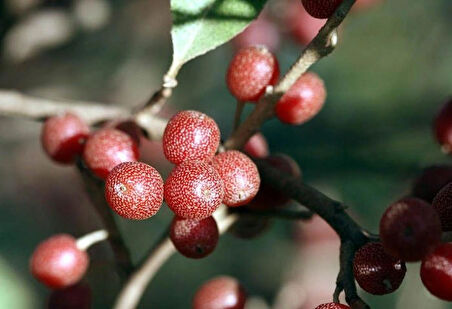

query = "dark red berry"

[
  {"left": 226, "top": 45, "right": 279, "bottom": 102},
  {"left": 275, "top": 72, "right": 326, "bottom": 125},
  {"left": 353, "top": 242, "right": 406, "bottom": 295},
  {"left": 170, "top": 216, "right": 219, "bottom": 258},
  {"left": 41, "top": 113, "right": 89, "bottom": 164},
  {"left": 233, "top": 14, "right": 280, "bottom": 52},
  {"left": 434, "top": 98, "right": 452, "bottom": 153},
  {"left": 192, "top": 276, "right": 246, "bottom": 309},
  {"left": 432, "top": 182, "right": 452, "bottom": 231},
  {"left": 30, "top": 234, "right": 89, "bottom": 289},
  {"left": 301, "top": 0, "right": 344, "bottom": 19},
  {"left": 229, "top": 216, "right": 271, "bottom": 239},
  {"left": 105, "top": 162, "right": 164, "bottom": 220},
  {"left": 164, "top": 161, "right": 224, "bottom": 219},
  {"left": 243, "top": 132, "right": 269, "bottom": 159},
  {"left": 107, "top": 120, "right": 142, "bottom": 145},
  {"left": 412, "top": 165, "right": 452, "bottom": 203},
  {"left": 420, "top": 243, "right": 452, "bottom": 301},
  {"left": 163, "top": 111, "right": 220, "bottom": 165},
  {"left": 83, "top": 128, "right": 139, "bottom": 179},
  {"left": 212, "top": 151, "right": 260, "bottom": 207},
  {"left": 286, "top": 0, "right": 326, "bottom": 45},
  {"left": 379, "top": 197, "right": 442, "bottom": 262},
  {"left": 314, "top": 303, "right": 350, "bottom": 309},
  {"left": 48, "top": 283, "right": 91, "bottom": 309}
]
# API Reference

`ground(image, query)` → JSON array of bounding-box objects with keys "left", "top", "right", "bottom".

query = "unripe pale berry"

[
  {"left": 275, "top": 72, "right": 326, "bottom": 125},
  {"left": 192, "top": 276, "right": 246, "bottom": 309},
  {"left": 226, "top": 45, "right": 279, "bottom": 102},
  {"left": 164, "top": 161, "right": 224, "bottom": 219},
  {"left": 285, "top": 0, "right": 326, "bottom": 45},
  {"left": 48, "top": 283, "right": 91, "bottom": 309},
  {"left": 243, "top": 132, "right": 269, "bottom": 159},
  {"left": 314, "top": 303, "right": 350, "bottom": 309},
  {"left": 212, "top": 150, "right": 260, "bottom": 207},
  {"left": 420, "top": 243, "right": 452, "bottom": 301},
  {"left": 353, "top": 242, "right": 406, "bottom": 295},
  {"left": 105, "top": 162, "right": 164, "bottom": 220},
  {"left": 170, "top": 216, "right": 219, "bottom": 258},
  {"left": 412, "top": 165, "right": 452, "bottom": 203},
  {"left": 30, "top": 234, "right": 89, "bottom": 289},
  {"left": 432, "top": 182, "right": 452, "bottom": 231},
  {"left": 379, "top": 197, "right": 441, "bottom": 262},
  {"left": 233, "top": 14, "right": 280, "bottom": 52},
  {"left": 83, "top": 128, "right": 139, "bottom": 179},
  {"left": 433, "top": 98, "right": 452, "bottom": 153},
  {"left": 163, "top": 111, "right": 220, "bottom": 165},
  {"left": 301, "top": 0, "right": 343, "bottom": 19},
  {"left": 41, "top": 113, "right": 89, "bottom": 164}
]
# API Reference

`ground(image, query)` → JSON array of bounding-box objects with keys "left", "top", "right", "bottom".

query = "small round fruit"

[
  {"left": 170, "top": 216, "right": 219, "bottom": 258},
  {"left": 432, "top": 182, "right": 452, "bottom": 231},
  {"left": 41, "top": 113, "right": 89, "bottom": 164},
  {"left": 48, "top": 283, "right": 91, "bottom": 309},
  {"left": 233, "top": 14, "right": 280, "bottom": 52},
  {"left": 105, "top": 162, "right": 164, "bottom": 220},
  {"left": 164, "top": 161, "right": 224, "bottom": 219},
  {"left": 434, "top": 98, "right": 452, "bottom": 153},
  {"left": 314, "top": 303, "right": 350, "bottom": 309},
  {"left": 212, "top": 151, "right": 260, "bottom": 207},
  {"left": 192, "top": 276, "right": 246, "bottom": 309},
  {"left": 275, "top": 72, "right": 326, "bottom": 125},
  {"left": 285, "top": 0, "right": 326, "bottom": 45},
  {"left": 412, "top": 165, "right": 452, "bottom": 203},
  {"left": 83, "top": 128, "right": 139, "bottom": 179},
  {"left": 163, "top": 111, "right": 220, "bottom": 165},
  {"left": 420, "top": 243, "right": 452, "bottom": 301},
  {"left": 379, "top": 197, "right": 441, "bottom": 262},
  {"left": 302, "top": 0, "right": 343, "bottom": 19},
  {"left": 243, "top": 132, "right": 269, "bottom": 159},
  {"left": 226, "top": 45, "right": 279, "bottom": 102},
  {"left": 353, "top": 242, "right": 406, "bottom": 295},
  {"left": 30, "top": 234, "right": 89, "bottom": 289}
]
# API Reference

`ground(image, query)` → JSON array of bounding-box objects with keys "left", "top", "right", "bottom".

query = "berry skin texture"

[
  {"left": 192, "top": 276, "right": 246, "bottom": 309},
  {"left": 301, "top": 0, "right": 344, "bottom": 19},
  {"left": 434, "top": 98, "right": 452, "bottom": 153},
  {"left": 163, "top": 111, "right": 220, "bottom": 165},
  {"left": 30, "top": 234, "right": 89, "bottom": 289},
  {"left": 314, "top": 303, "right": 350, "bottom": 309},
  {"left": 432, "top": 182, "right": 452, "bottom": 231},
  {"left": 379, "top": 197, "right": 442, "bottom": 262},
  {"left": 170, "top": 216, "right": 219, "bottom": 258},
  {"left": 226, "top": 45, "right": 279, "bottom": 102},
  {"left": 275, "top": 72, "right": 326, "bottom": 125},
  {"left": 243, "top": 132, "right": 269, "bottom": 159},
  {"left": 353, "top": 242, "right": 406, "bottom": 295},
  {"left": 105, "top": 162, "right": 164, "bottom": 220},
  {"left": 41, "top": 113, "right": 89, "bottom": 164},
  {"left": 83, "top": 128, "right": 139, "bottom": 179},
  {"left": 420, "top": 243, "right": 452, "bottom": 301},
  {"left": 164, "top": 161, "right": 224, "bottom": 219},
  {"left": 212, "top": 151, "right": 260, "bottom": 207}
]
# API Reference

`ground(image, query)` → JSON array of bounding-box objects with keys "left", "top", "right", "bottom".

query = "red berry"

[
  {"left": 353, "top": 242, "right": 406, "bottom": 295},
  {"left": 379, "top": 197, "right": 441, "bottom": 262},
  {"left": 226, "top": 45, "right": 279, "bottom": 102},
  {"left": 420, "top": 243, "right": 452, "bottom": 301},
  {"left": 301, "top": 0, "right": 344, "bottom": 19},
  {"left": 233, "top": 14, "right": 280, "bottom": 52},
  {"left": 212, "top": 151, "right": 260, "bottom": 207},
  {"left": 83, "top": 128, "right": 139, "bottom": 179},
  {"left": 41, "top": 113, "right": 89, "bottom": 164},
  {"left": 30, "top": 234, "right": 89, "bottom": 289},
  {"left": 163, "top": 111, "right": 220, "bottom": 165},
  {"left": 432, "top": 182, "right": 452, "bottom": 231},
  {"left": 170, "top": 216, "right": 219, "bottom": 258},
  {"left": 164, "top": 161, "right": 224, "bottom": 219},
  {"left": 107, "top": 120, "right": 142, "bottom": 146},
  {"left": 243, "top": 132, "right": 269, "bottom": 159},
  {"left": 105, "top": 162, "right": 164, "bottom": 220},
  {"left": 434, "top": 98, "right": 452, "bottom": 153},
  {"left": 192, "top": 276, "right": 246, "bottom": 309},
  {"left": 48, "top": 283, "right": 91, "bottom": 309},
  {"left": 412, "top": 165, "right": 452, "bottom": 203},
  {"left": 285, "top": 0, "right": 326, "bottom": 45},
  {"left": 314, "top": 303, "right": 350, "bottom": 309},
  {"left": 275, "top": 72, "right": 326, "bottom": 125}
]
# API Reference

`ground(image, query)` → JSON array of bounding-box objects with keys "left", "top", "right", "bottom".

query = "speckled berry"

[
  {"left": 105, "top": 162, "right": 164, "bottom": 220},
  {"left": 420, "top": 243, "right": 452, "bottom": 301},
  {"left": 41, "top": 113, "right": 89, "bottom": 164},
  {"left": 432, "top": 182, "right": 452, "bottom": 231},
  {"left": 434, "top": 98, "right": 452, "bottom": 154},
  {"left": 314, "top": 303, "right": 350, "bottom": 309},
  {"left": 379, "top": 197, "right": 441, "bottom": 262},
  {"left": 30, "top": 234, "right": 89, "bottom": 289},
  {"left": 163, "top": 111, "right": 220, "bottom": 165},
  {"left": 212, "top": 151, "right": 260, "bottom": 207},
  {"left": 353, "top": 242, "right": 406, "bottom": 295},
  {"left": 412, "top": 165, "right": 452, "bottom": 203},
  {"left": 193, "top": 276, "right": 246, "bottom": 309},
  {"left": 170, "top": 216, "right": 219, "bottom": 259},
  {"left": 164, "top": 161, "right": 224, "bottom": 219},
  {"left": 82, "top": 128, "right": 139, "bottom": 179},
  {"left": 302, "top": 0, "right": 343, "bottom": 19},
  {"left": 243, "top": 132, "right": 269, "bottom": 159},
  {"left": 275, "top": 71, "right": 326, "bottom": 125},
  {"left": 226, "top": 45, "right": 279, "bottom": 102},
  {"left": 48, "top": 283, "right": 91, "bottom": 309}
]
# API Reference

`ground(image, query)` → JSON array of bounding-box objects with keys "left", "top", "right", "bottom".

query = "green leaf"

[{"left": 169, "top": 0, "right": 267, "bottom": 76}]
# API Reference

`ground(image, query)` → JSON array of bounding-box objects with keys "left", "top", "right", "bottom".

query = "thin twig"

[
  {"left": 76, "top": 229, "right": 109, "bottom": 251},
  {"left": 233, "top": 100, "right": 246, "bottom": 130}
]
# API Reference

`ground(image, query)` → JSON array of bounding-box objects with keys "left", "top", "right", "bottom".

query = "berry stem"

[
  {"left": 76, "top": 229, "right": 109, "bottom": 251},
  {"left": 233, "top": 100, "right": 245, "bottom": 131}
]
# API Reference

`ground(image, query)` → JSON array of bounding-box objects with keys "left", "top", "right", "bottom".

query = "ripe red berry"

[
  {"left": 420, "top": 243, "right": 452, "bottom": 301},
  {"left": 41, "top": 113, "right": 89, "bottom": 164},
  {"left": 170, "top": 216, "right": 219, "bottom": 258},
  {"left": 163, "top": 111, "right": 220, "bottom": 165},
  {"left": 353, "top": 242, "right": 406, "bottom": 295},
  {"left": 412, "top": 165, "right": 452, "bottom": 202},
  {"left": 432, "top": 182, "right": 452, "bottom": 231},
  {"left": 243, "top": 132, "right": 269, "bottom": 159},
  {"left": 48, "top": 283, "right": 91, "bottom": 309},
  {"left": 192, "top": 276, "right": 246, "bottom": 309},
  {"left": 301, "top": 0, "right": 343, "bottom": 19},
  {"left": 233, "top": 14, "right": 280, "bottom": 52},
  {"left": 30, "top": 234, "right": 89, "bottom": 289},
  {"left": 164, "top": 161, "right": 224, "bottom": 219},
  {"left": 107, "top": 120, "right": 142, "bottom": 145},
  {"left": 105, "top": 162, "right": 164, "bottom": 220},
  {"left": 433, "top": 98, "right": 452, "bottom": 153},
  {"left": 226, "top": 45, "right": 279, "bottom": 102},
  {"left": 212, "top": 151, "right": 260, "bottom": 207},
  {"left": 314, "top": 303, "right": 350, "bottom": 309},
  {"left": 379, "top": 197, "right": 441, "bottom": 262},
  {"left": 275, "top": 72, "right": 326, "bottom": 125},
  {"left": 285, "top": 0, "right": 326, "bottom": 45}
]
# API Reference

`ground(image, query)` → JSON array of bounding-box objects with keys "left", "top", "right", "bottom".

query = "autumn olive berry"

[
  {"left": 411, "top": 165, "right": 452, "bottom": 203},
  {"left": 420, "top": 243, "right": 452, "bottom": 301},
  {"left": 242, "top": 132, "right": 269, "bottom": 159},
  {"left": 192, "top": 276, "right": 246, "bottom": 309},
  {"left": 301, "top": 0, "right": 344, "bottom": 19},
  {"left": 314, "top": 303, "right": 350, "bottom": 309},
  {"left": 432, "top": 182, "right": 452, "bottom": 231}
]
